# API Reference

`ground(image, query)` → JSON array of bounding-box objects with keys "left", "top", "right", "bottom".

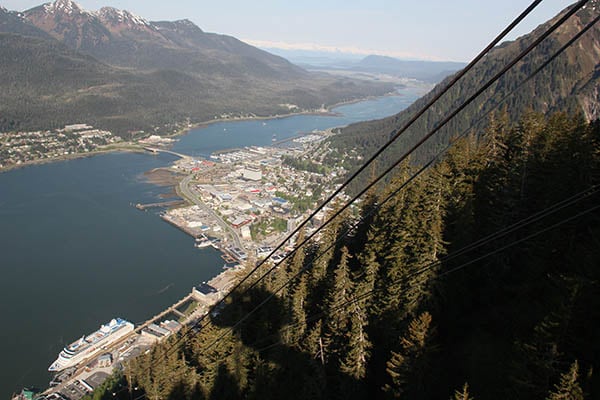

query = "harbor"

[
  {"left": 2, "top": 87, "right": 426, "bottom": 398},
  {"left": 28, "top": 263, "right": 244, "bottom": 400},
  {"left": 25, "top": 128, "right": 340, "bottom": 398}
]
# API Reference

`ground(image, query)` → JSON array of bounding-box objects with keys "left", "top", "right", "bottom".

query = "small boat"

[{"left": 195, "top": 235, "right": 211, "bottom": 248}]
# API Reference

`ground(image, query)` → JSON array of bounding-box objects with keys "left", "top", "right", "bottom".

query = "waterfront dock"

[
  {"left": 39, "top": 262, "right": 245, "bottom": 400},
  {"left": 143, "top": 147, "right": 190, "bottom": 160},
  {"left": 134, "top": 200, "right": 185, "bottom": 210}
]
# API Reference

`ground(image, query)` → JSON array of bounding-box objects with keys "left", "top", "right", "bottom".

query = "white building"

[
  {"left": 241, "top": 167, "right": 262, "bottom": 181},
  {"left": 240, "top": 225, "right": 252, "bottom": 240}
]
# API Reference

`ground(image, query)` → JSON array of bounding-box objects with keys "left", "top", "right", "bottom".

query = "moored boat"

[{"left": 48, "top": 318, "right": 134, "bottom": 372}]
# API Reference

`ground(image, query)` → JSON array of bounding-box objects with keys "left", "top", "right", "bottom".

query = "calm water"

[
  {"left": 0, "top": 153, "right": 225, "bottom": 395},
  {"left": 0, "top": 85, "right": 425, "bottom": 396},
  {"left": 172, "top": 85, "right": 427, "bottom": 156}
]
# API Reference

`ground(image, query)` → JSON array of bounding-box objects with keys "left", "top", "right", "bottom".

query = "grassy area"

[
  {"left": 178, "top": 301, "right": 199, "bottom": 322},
  {"left": 250, "top": 217, "right": 288, "bottom": 240}
]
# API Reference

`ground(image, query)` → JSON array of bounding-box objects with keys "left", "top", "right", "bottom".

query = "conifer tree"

[
  {"left": 546, "top": 361, "right": 584, "bottom": 400},
  {"left": 129, "top": 342, "right": 197, "bottom": 400},
  {"left": 353, "top": 230, "right": 381, "bottom": 307},
  {"left": 310, "top": 204, "right": 346, "bottom": 285},
  {"left": 284, "top": 274, "right": 308, "bottom": 345},
  {"left": 340, "top": 302, "right": 371, "bottom": 380},
  {"left": 323, "top": 247, "right": 354, "bottom": 361},
  {"left": 452, "top": 383, "right": 475, "bottom": 400},
  {"left": 484, "top": 109, "right": 510, "bottom": 164},
  {"left": 295, "top": 320, "right": 328, "bottom": 399},
  {"left": 401, "top": 162, "right": 448, "bottom": 312},
  {"left": 384, "top": 311, "right": 435, "bottom": 398},
  {"left": 299, "top": 320, "right": 321, "bottom": 355},
  {"left": 287, "top": 228, "right": 307, "bottom": 280},
  {"left": 512, "top": 276, "right": 581, "bottom": 398}
]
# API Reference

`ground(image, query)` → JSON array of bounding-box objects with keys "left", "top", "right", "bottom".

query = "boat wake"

[{"left": 156, "top": 283, "right": 174, "bottom": 295}]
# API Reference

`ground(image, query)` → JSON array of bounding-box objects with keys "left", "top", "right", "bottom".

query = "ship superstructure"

[{"left": 48, "top": 318, "right": 134, "bottom": 372}]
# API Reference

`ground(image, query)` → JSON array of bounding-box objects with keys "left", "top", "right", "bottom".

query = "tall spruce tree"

[
  {"left": 546, "top": 361, "right": 584, "bottom": 400},
  {"left": 340, "top": 302, "right": 371, "bottom": 381},
  {"left": 452, "top": 383, "right": 475, "bottom": 400},
  {"left": 323, "top": 247, "right": 354, "bottom": 362},
  {"left": 383, "top": 312, "right": 435, "bottom": 398}
]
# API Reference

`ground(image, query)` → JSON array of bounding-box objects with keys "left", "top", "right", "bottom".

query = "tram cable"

[
  {"left": 107, "top": 1, "right": 594, "bottom": 395},
  {"left": 177, "top": 0, "right": 548, "bottom": 335},
  {"left": 250, "top": 200, "right": 600, "bottom": 354},
  {"left": 196, "top": 0, "right": 592, "bottom": 353}
]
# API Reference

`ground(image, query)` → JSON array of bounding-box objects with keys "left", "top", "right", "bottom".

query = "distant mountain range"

[
  {"left": 352, "top": 55, "right": 466, "bottom": 83},
  {"left": 330, "top": 0, "right": 600, "bottom": 193},
  {"left": 0, "top": 0, "right": 393, "bottom": 135},
  {"left": 265, "top": 48, "right": 466, "bottom": 83}
]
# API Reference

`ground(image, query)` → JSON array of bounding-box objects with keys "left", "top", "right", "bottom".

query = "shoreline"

[
  {"left": 166, "top": 108, "right": 339, "bottom": 139},
  {"left": 4, "top": 89, "right": 413, "bottom": 395},
  {"left": 0, "top": 88, "right": 409, "bottom": 174},
  {"left": 0, "top": 109, "right": 335, "bottom": 174},
  {"left": 0, "top": 143, "right": 147, "bottom": 174},
  {"left": 156, "top": 89, "right": 402, "bottom": 139}
]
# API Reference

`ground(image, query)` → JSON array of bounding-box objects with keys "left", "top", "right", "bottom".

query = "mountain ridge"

[
  {"left": 20, "top": 0, "right": 306, "bottom": 79},
  {"left": 329, "top": 0, "right": 600, "bottom": 195},
  {"left": 0, "top": 1, "right": 393, "bottom": 135},
  {"left": 353, "top": 54, "right": 466, "bottom": 82},
  {"left": 0, "top": 5, "right": 54, "bottom": 39},
  {"left": 114, "top": 3, "right": 600, "bottom": 399}
]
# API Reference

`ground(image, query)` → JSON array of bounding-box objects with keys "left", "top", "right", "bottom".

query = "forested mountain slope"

[
  {"left": 22, "top": 0, "right": 307, "bottom": 80},
  {"left": 0, "top": 1, "right": 393, "bottom": 135},
  {"left": 112, "top": 2, "right": 600, "bottom": 400},
  {"left": 353, "top": 55, "right": 466, "bottom": 83},
  {"left": 124, "top": 112, "right": 600, "bottom": 400},
  {"left": 329, "top": 1, "right": 600, "bottom": 194}
]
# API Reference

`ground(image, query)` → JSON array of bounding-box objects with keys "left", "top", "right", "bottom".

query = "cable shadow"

[{"left": 205, "top": 285, "right": 365, "bottom": 400}]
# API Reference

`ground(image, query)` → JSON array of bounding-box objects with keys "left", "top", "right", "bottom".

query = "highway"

[{"left": 178, "top": 174, "right": 245, "bottom": 251}]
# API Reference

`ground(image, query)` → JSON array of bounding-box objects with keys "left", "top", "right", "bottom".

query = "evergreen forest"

[{"left": 114, "top": 111, "right": 600, "bottom": 400}]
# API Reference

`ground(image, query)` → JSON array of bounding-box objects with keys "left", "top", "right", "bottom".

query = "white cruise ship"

[{"left": 48, "top": 318, "right": 134, "bottom": 372}]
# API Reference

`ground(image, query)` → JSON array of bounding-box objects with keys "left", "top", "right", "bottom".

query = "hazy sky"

[{"left": 1, "top": 0, "right": 572, "bottom": 61}]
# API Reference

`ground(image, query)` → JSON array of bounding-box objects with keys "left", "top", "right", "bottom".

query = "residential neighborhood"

[{"left": 0, "top": 125, "right": 121, "bottom": 169}]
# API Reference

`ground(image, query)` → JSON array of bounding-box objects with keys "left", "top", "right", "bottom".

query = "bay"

[
  {"left": 172, "top": 85, "right": 427, "bottom": 156},
  {"left": 0, "top": 84, "right": 425, "bottom": 396},
  {"left": 0, "top": 153, "right": 225, "bottom": 396}
]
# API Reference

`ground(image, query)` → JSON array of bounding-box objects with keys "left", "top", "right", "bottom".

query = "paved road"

[{"left": 178, "top": 175, "right": 245, "bottom": 250}]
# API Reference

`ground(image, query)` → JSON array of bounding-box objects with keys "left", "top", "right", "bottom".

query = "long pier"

[
  {"left": 144, "top": 147, "right": 190, "bottom": 159},
  {"left": 135, "top": 200, "right": 185, "bottom": 210},
  {"left": 42, "top": 293, "right": 197, "bottom": 396},
  {"left": 134, "top": 293, "right": 195, "bottom": 334}
]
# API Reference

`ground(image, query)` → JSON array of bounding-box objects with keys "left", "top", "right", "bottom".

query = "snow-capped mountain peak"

[
  {"left": 96, "top": 6, "right": 149, "bottom": 27},
  {"left": 43, "top": 0, "right": 85, "bottom": 16}
]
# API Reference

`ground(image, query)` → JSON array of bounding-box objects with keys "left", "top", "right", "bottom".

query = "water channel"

[{"left": 0, "top": 84, "right": 427, "bottom": 395}]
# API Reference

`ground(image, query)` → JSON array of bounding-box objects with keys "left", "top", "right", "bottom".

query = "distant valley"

[
  {"left": 264, "top": 48, "right": 466, "bottom": 83},
  {"left": 328, "top": 1, "right": 600, "bottom": 194}
]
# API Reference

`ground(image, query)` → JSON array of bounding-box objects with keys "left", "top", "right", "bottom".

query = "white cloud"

[{"left": 243, "top": 39, "right": 449, "bottom": 62}]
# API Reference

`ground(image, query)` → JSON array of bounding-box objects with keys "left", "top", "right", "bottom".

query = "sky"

[{"left": 1, "top": 0, "right": 573, "bottom": 61}]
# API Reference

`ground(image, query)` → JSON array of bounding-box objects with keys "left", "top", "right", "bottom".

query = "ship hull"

[{"left": 48, "top": 318, "right": 134, "bottom": 372}]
